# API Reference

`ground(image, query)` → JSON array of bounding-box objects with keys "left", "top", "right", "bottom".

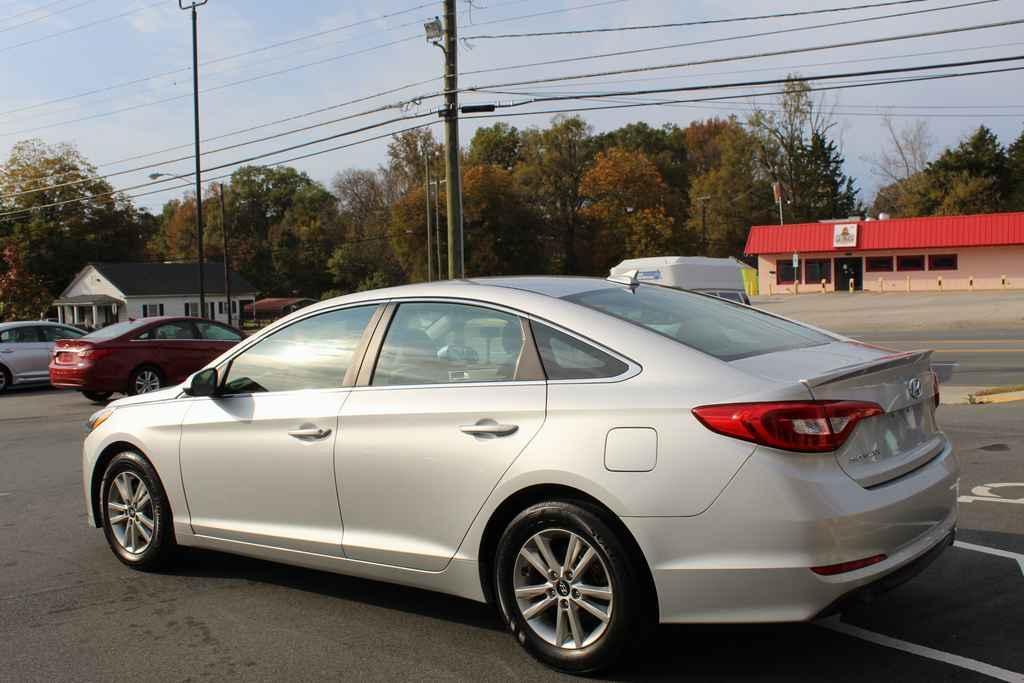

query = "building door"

[{"left": 835, "top": 258, "right": 863, "bottom": 291}]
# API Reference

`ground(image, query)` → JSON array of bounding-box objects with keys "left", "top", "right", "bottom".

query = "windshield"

[
  {"left": 82, "top": 319, "right": 151, "bottom": 341},
  {"left": 565, "top": 285, "right": 832, "bottom": 361}
]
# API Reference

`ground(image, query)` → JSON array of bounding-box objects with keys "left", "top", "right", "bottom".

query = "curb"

[{"left": 969, "top": 391, "right": 1024, "bottom": 405}]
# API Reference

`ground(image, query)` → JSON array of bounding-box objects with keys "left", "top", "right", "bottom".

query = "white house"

[{"left": 55, "top": 262, "right": 258, "bottom": 328}]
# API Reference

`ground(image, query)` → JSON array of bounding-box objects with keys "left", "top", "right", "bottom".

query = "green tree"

[
  {"left": 467, "top": 123, "right": 522, "bottom": 171},
  {"left": 1008, "top": 127, "right": 1024, "bottom": 211},
  {"left": 516, "top": 115, "right": 596, "bottom": 273},
  {"left": 0, "top": 139, "right": 150, "bottom": 297},
  {"left": 686, "top": 121, "right": 776, "bottom": 257}
]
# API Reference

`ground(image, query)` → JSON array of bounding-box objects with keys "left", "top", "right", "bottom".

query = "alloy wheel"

[
  {"left": 106, "top": 471, "right": 154, "bottom": 555},
  {"left": 134, "top": 370, "right": 161, "bottom": 394},
  {"left": 513, "top": 528, "right": 614, "bottom": 650}
]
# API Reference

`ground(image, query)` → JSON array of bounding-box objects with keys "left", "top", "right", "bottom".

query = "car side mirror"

[{"left": 186, "top": 368, "right": 219, "bottom": 397}]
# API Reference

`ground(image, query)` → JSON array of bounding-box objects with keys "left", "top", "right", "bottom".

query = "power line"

[
  {"left": 0, "top": 0, "right": 440, "bottom": 120},
  {"left": 0, "top": 92, "right": 443, "bottom": 200},
  {"left": 472, "top": 55, "right": 1024, "bottom": 108},
  {"left": 0, "top": 115, "right": 440, "bottom": 218},
  {"left": 0, "top": 0, "right": 99, "bottom": 33},
  {"left": 0, "top": 0, "right": 622, "bottom": 123},
  {"left": 3, "top": 0, "right": 78, "bottom": 22},
  {"left": 485, "top": 40, "right": 1024, "bottom": 93},
  {"left": 0, "top": 0, "right": 168, "bottom": 53},
  {"left": 464, "top": 15, "right": 1024, "bottom": 91},
  {"left": 462, "top": 0, "right": 936, "bottom": 39},
  {"left": 462, "top": 64, "right": 1024, "bottom": 121}
]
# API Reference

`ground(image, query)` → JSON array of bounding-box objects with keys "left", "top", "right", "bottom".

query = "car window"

[
  {"left": 372, "top": 302, "right": 524, "bottom": 387},
  {"left": 40, "top": 326, "right": 85, "bottom": 341},
  {"left": 222, "top": 305, "right": 377, "bottom": 394},
  {"left": 139, "top": 322, "right": 197, "bottom": 341},
  {"left": 196, "top": 321, "right": 242, "bottom": 341},
  {"left": 0, "top": 327, "right": 39, "bottom": 343},
  {"left": 82, "top": 319, "right": 149, "bottom": 341},
  {"left": 565, "top": 285, "right": 832, "bottom": 362},
  {"left": 714, "top": 291, "right": 745, "bottom": 303},
  {"left": 530, "top": 322, "right": 628, "bottom": 380}
]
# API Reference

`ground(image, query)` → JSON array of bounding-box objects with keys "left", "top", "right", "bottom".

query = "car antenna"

[{"left": 606, "top": 269, "right": 640, "bottom": 291}]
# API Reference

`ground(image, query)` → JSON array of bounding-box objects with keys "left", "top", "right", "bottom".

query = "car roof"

[{"left": 0, "top": 320, "right": 71, "bottom": 329}]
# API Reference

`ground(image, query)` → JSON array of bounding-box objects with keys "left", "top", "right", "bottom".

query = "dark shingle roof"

[{"left": 91, "top": 262, "right": 257, "bottom": 297}]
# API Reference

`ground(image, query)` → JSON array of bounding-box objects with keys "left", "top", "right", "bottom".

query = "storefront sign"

[{"left": 833, "top": 223, "right": 858, "bottom": 248}]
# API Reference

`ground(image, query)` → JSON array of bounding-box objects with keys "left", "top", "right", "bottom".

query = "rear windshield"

[
  {"left": 82, "top": 319, "right": 150, "bottom": 341},
  {"left": 564, "top": 285, "right": 832, "bottom": 361}
]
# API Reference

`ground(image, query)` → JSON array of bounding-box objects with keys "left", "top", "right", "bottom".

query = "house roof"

[
  {"left": 243, "top": 297, "right": 317, "bottom": 315},
  {"left": 53, "top": 294, "right": 123, "bottom": 305},
  {"left": 744, "top": 212, "right": 1024, "bottom": 255},
  {"left": 89, "top": 262, "right": 257, "bottom": 297}
]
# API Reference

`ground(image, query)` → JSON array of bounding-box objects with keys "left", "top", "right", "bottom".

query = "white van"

[{"left": 609, "top": 256, "right": 751, "bottom": 304}]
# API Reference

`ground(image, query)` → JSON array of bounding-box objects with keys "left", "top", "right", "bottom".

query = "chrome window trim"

[
  {"left": 193, "top": 295, "right": 641, "bottom": 398},
  {"left": 212, "top": 301, "right": 386, "bottom": 398},
  {"left": 363, "top": 296, "right": 641, "bottom": 388}
]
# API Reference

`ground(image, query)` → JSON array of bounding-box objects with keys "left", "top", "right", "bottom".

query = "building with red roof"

[{"left": 744, "top": 212, "right": 1024, "bottom": 294}]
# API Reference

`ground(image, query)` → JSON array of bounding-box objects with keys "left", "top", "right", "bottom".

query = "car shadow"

[
  {"left": 165, "top": 546, "right": 1001, "bottom": 681},
  {"left": 171, "top": 547, "right": 503, "bottom": 633}
]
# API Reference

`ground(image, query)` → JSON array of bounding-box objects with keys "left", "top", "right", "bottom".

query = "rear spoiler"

[{"left": 801, "top": 350, "right": 933, "bottom": 389}]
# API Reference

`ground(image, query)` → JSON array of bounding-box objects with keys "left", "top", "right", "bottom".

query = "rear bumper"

[
  {"left": 623, "top": 440, "right": 959, "bottom": 623},
  {"left": 49, "top": 363, "right": 121, "bottom": 392}
]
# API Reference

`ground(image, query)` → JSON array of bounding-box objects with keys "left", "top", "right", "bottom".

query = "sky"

[{"left": 0, "top": 0, "right": 1021, "bottom": 215}]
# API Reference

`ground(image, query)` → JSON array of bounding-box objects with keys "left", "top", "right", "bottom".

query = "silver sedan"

[
  {"left": 82, "top": 276, "right": 958, "bottom": 673},
  {"left": 0, "top": 321, "right": 86, "bottom": 392}
]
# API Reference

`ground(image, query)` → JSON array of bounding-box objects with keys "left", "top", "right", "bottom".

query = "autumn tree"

[
  {"left": 581, "top": 147, "right": 674, "bottom": 273},
  {"left": 0, "top": 245, "right": 51, "bottom": 320},
  {"left": 686, "top": 120, "right": 776, "bottom": 257},
  {"left": 0, "top": 139, "right": 151, "bottom": 297}
]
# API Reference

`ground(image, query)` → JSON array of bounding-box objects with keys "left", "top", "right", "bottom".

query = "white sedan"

[{"left": 82, "top": 276, "right": 958, "bottom": 673}]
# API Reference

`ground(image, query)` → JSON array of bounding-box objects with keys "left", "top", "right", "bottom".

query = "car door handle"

[
  {"left": 287, "top": 427, "right": 332, "bottom": 440},
  {"left": 460, "top": 423, "right": 519, "bottom": 437}
]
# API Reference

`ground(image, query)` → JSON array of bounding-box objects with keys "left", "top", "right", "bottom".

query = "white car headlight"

[{"left": 85, "top": 408, "right": 114, "bottom": 434}]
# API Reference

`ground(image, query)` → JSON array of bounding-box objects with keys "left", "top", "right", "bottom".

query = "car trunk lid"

[
  {"left": 52, "top": 338, "right": 93, "bottom": 365},
  {"left": 731, "top": 343, "right": 942, "bottom": 487}
]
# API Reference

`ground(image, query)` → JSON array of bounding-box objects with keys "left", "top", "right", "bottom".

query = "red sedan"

[{"left": 49, "top": 317, "right": 243, "bottom": 402}]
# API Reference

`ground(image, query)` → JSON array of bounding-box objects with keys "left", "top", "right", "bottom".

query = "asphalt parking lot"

[{"left": 1, "top": 388, "right": 1022, "bottom": 682}]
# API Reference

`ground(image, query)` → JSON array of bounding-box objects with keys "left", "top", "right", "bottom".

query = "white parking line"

[
  {"left": 818, "top": 617, "right": 1024, "bottom": 682},
  {"left": 955, "top": 541, "right": 1024, "bottom": 576}
]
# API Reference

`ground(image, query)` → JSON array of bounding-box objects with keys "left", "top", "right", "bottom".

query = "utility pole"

[
  {"left": 442, "top": 0, "right": 463, "bottom": 279},
  {"left": 218, "top": 184, "right": 232, "bottom": 327},
  {"left": 698, "top": 195, "right": 710, "bottom": 254},
  {"left": 181, "top": 0, "right": 209, "bottom": 315},
  {"left": 424, "top": 146, "right": 433, "bottom": 281},
  {"left": 434, "top": 177, "right": 443, "bottom": 278}
]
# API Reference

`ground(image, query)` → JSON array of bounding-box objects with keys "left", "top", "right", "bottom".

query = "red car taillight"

[
  {"left": 811, "top": 554, "right": 887, "bottom": 576},
  {"left": 78, "top": 348, "right": 114, "bottom": 362},
  {"left": 691, "top": 401, "right": 884, "bottom": 453}
]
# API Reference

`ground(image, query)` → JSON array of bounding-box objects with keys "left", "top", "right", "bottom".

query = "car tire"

[
  {"left": 82, "top": 391, "right": 113, "bottom": 403},
  {"left": 128, "top": 365, "right": 163, "bottom": 396},
  {"left": 0, "top": 364, "right": 9, "bottom": 393},
  {"left": 494, "top": 500, "right": 652, "bottom": 674},
  {"left": 99, "top": 451, "right": 176, "bottom": 571}
]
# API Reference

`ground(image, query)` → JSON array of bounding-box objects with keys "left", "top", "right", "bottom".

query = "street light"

[{"left": 180, "top": 0, "right": 209, "bottom": 317}]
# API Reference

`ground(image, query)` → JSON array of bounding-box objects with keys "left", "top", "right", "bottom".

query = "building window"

[
  {"left": 803, "top": 259, "right": 831, "bottom": 284},
  {"left": 897, "top": 255, "right": 925, "bottom": 271},
  {"left": 185, "top": 302, "right": 200, "bottom": 317},
  {"left": 928, "top": 254, "right": 958, "bottom": 271},
  {"left": 231, "top": 300, "right": 238, "bottom": 313},
  {"left": 142, "top": 304, "right": 164, "bottom": 317},
  {"left": 866, "top": 256, "right": 894, "bottom": 272},
  {"left": 217, "top": 301, "right": 225, "bottom": 314},
  {"left": 776, "top": 260, "right": 798, "bottom": 284}
]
